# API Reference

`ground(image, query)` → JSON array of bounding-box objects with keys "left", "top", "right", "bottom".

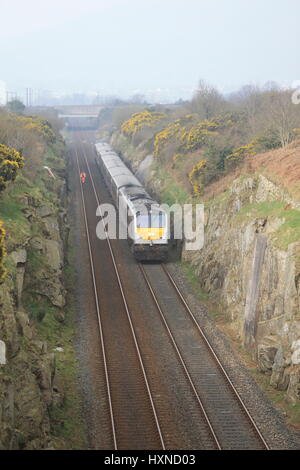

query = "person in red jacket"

[{"left": 80, "top": 172, "right": 86, "bottom": 183}]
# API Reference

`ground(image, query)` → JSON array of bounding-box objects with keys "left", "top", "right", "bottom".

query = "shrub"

[
  {"left": 202, "top": 142, "right": 234, "bottom": 179},
  {"left": 153, "top": 115, "right": 196, "bottom": 158},
  {"left": 0, "top": 144, "right": 24, "bottom": 192},
  {"left": 182, "top": 120, "right": 220, "bottom": 152},
  {"left": 21, "top": 116, "right": 57, "bottom": 144},
  {"left": 121, "top": 110, "right": 166, "bottom": 139},
  {"left": 252, "top": 129, "right": 282, "bottom": 152},
  {"left": 188, "top": 159, "right": 208, "bottom": 196},
  {"left": 226, "top": 143, "right": 256, "bottom": 163}
]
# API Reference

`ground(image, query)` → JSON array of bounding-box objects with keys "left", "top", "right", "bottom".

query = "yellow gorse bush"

[
  {"left": 24, "top": 118, "right": 57, "bottom": 143},
  {"left": 188, "top": 159, "right": 208, "bottom": 196},
  {"left": 181, "top": 114, "right": 235, "bottom": 153},
  {"left": 153, "top": 115, "right": 196, "bottom": 158},
  {"left": 121, "top": 110, "right": 166, "bottom": 138},
  {"left": 0, "top": 143, "right": 24, "bottom": 192},
  {"left": 6, "top": 114, "right": 57, "bottom": 144},
  {"left": 226, "top": 143, "right": 256, "bottom": 161},
  {"left": 154, "top": 121, "right": 185, "bottom": 157},
  {"left": 182, "top": 119, "right": 221, "bottom": 152},
  {"left": 153, "top": 115, "right": 233, "bottom": 158},
  {"left": 172, "top": 153, "right": 184, "bottom": 163}
]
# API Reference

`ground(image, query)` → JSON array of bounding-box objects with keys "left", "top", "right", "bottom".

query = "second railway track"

[{"left": 139, "top": 262, "right": 269, "bottom": 450}]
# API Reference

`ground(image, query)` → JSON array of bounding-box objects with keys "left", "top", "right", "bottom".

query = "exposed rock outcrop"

[
  {"left": 0, "top": 165, "right": 68, "bottom": 449},
  {"left": 113, "top": 135, "right": 300, "bottom": 403},
  {"left": 182, "top": 174, "right": 300, "bottom": 403}
]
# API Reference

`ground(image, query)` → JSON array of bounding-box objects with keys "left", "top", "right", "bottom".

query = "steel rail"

[
  {"left": 161, "top": 263, "right": 270, "bottom": 450},
  {"left": 76, "top": 131, "right": 269, "bottom": 450},
  {"left": 139, "top": 263, "right": 222, "bottom": 450},
  {"left": 78, "top": 134, "right": 165, "bottom": 450},
  {"left": 73, "top": 140, "right": 117, "bottom": 449}
]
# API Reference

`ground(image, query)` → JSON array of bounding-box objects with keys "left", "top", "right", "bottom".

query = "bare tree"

[
  {"left": 234, "top": 84, "right": 263, "bottom": 135},
  {"left": 264, "top": 89, "right": 300, "bottom": 148},
  {"left": 190, "top": 79, "right": 225, "bottom": 119}
]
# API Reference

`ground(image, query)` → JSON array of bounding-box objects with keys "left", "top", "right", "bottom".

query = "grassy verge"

[
  {"left": 0, "top": 190, "right": 30, "bottom": 246},
  {"left": 234, "top": 201, "right": 300, "bottom": 250},
  {"left": 179, "top": 261, "right": 224, "bottom": 322},
  {"left": 153, "top": 165, "right": 191, "bottom": 206},
  {"left": 48, "top": 241, "right": 87, "bottom": 449}
]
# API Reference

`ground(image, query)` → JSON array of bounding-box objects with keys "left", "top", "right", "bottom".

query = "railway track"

[
  {"left": 73, "top": 135, "right": 164, "bottom": 450},
  {"left": 75, "top": 133, "right": 221, "bottom": 450},
  {"left": 139, "top": 262, "right": 270, "bottom": 450},
  {"left": 72, "top": 131, "right": 270, "bottom": 450}
]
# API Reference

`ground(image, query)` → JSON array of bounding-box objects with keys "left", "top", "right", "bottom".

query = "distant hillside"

[{"left": 100, "top": 81, "right": 300, "bottom": 204}]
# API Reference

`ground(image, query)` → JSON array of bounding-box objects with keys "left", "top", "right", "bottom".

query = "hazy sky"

[{"left": 1, "top": 0, "right": 299, "bottom": 99}]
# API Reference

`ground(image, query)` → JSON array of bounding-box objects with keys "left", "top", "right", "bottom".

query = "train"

[{"left": 95, "top": 142, "right": 169, "bottom": 261}]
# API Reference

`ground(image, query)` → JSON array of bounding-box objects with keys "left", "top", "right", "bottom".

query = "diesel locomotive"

[{"left": 95, "top": 142, "right": 169, "bottom": 261}]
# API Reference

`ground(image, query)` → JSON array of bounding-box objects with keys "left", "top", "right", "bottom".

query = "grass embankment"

[
  {"left": 23, "top": 248, "right": 87, "bottom": 449},
  {"left": 234, "top": 201, "right": 300, "bottom": 250},
  {"left": 179, "top": 261, "right": 222, "bottom": 320},
  {"left": 153, "top": 164, "right": 191, "bottom": 206},
  {"left": 0, "top": 142, "right": 87, "bottom": 449}
]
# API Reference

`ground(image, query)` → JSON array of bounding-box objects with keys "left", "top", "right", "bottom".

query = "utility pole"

[{"left": 26, "top": 87, "right": 34, "bottom": 107}]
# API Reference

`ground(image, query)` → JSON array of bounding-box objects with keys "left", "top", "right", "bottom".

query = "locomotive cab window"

[
  {"left": 151, "top": 213, "right": 166, "bottom": 228},
  {"left": 136, "top": 213, "right": 166, "bottom": 228},
  {"left": 137, "top": 214, "right": 150, "bottom": 228}
]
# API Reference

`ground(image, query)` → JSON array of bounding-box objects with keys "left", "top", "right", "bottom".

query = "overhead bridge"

[{"left": 56, "top": 105, "right": 103, "bottom": 130}]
